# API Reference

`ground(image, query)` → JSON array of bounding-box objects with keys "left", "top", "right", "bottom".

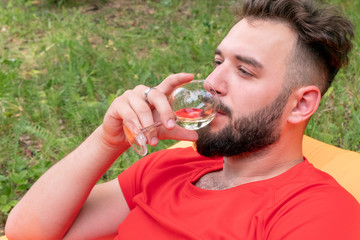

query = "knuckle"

[
  {"left": 151, "top": 89, "right": 162, "bottom": 98},
  {"left": 134, "top": 85, "right": 146, "bottom": 91},
  {"left": 122, "top": 89, "right": 133, "bottom": 97},
  {"left": 167, "top": 73, "right": 176, "bottom": 79},
  {"left": 112, "top": 96, "right": 125, "bottom": 106}
]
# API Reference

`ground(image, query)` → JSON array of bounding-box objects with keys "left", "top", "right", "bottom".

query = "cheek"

[{"left": 227, "top": 87, "right": 274, "bottom": 117}]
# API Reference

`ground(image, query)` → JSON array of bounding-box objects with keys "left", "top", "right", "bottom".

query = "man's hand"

[
  {"left": 102, "top": 73, "right": 199, "bottom": 148},
  {"left": 5, "top": 73, "right": 199, "bottom": 240}
]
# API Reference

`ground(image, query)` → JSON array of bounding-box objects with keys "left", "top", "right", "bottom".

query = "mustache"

[{"left": 215, "top": 101, "right": 232, "bottom": 118}]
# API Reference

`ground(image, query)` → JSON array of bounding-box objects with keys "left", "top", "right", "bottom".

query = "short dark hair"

[{"left": 235, "top": 0, "right": 354, "bottom": 95}]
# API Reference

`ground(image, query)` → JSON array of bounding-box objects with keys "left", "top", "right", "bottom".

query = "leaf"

[
  {"left": 10, "top": 171, "right": 29, "bottom": 186},
  {"left": 0, "top": 195, "right": 7, "bottom": 204},
  {"left": 0, "top": 174, "right": 8, "bottom": 182}
]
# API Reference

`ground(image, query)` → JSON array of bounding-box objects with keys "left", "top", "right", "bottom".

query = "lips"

[{"left": 216, "top": 109, "right": 227, "bottom": 116}]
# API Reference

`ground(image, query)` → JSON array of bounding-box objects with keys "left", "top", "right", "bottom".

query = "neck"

[
  {"left": 220, "top": 132, "right": 304, "bottom": 186},
  {"left": 195, "top": 130, "right": 306, "bottom": 190}
]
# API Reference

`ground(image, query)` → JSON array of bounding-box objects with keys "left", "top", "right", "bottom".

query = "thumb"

[{"left": 159, "top": 126, "right": 198, "bottom": 142}]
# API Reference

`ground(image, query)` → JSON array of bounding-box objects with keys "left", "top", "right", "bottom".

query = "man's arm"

[
  {"left": 5, "top": 126, "right": 128, "bottom": 240},
  {"left": 5, "top": 73, "right": 197, "bottom": 240},
  {"left": 64, "top": 179, "right": 130, "bottom": 240}
]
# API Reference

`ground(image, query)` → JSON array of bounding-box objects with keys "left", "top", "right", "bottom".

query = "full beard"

[{"left": 196, "top": 89, "right": 290, "bottom": 158}]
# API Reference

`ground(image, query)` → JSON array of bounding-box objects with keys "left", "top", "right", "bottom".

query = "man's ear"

[{"left": 287, "top": 86, "right": 321, "bottom": 124}]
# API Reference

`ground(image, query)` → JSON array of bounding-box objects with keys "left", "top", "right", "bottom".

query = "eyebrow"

[{"left": 215, "top": 48, "right": 264, "bottom": 69}]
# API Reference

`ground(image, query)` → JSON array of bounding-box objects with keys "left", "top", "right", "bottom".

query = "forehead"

[{"left": 218, "top": 18, "right": 297, "bottom": 70}]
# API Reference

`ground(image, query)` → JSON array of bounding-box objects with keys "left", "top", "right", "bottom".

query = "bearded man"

[{"left": 6, "top": 0, "right": 360, "bottom": 239}]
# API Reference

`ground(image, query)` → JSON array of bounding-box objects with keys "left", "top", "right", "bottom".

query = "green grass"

[{"left": 0, "top": 0, "right": 359, "bottom": 231}]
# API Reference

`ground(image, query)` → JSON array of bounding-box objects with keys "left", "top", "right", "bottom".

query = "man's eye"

[
  {"left": 213, "top": 60, "right": 222, "bottom": 67},
  {"left": 238, "top": 67, "right": 253, "bottom": 77}
]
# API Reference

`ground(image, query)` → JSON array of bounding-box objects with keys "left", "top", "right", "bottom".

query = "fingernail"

[
  {"left": 167, "top": 119, "right": 175, "bottom": 128},
  {"left": 151, "top": 137, "right": 158, "bottom": 146}
]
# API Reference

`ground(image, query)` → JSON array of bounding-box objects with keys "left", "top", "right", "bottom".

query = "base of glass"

[{"left": 123, "top": 119, "right": 148, "bottom": 156}]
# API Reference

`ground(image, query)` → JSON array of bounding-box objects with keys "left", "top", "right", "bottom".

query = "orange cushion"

[
  {"left": 302, "top": 135, "right": 360, "bottom": 202},
  {"left": 169, "top": 135, "right": 360, "bottom": 202}
]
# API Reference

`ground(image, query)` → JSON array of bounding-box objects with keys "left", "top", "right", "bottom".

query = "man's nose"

[{"left": 205, "top": 64, "right": 228, "bottom": 96}]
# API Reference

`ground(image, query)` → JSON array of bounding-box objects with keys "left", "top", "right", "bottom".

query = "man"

[{"left": 5, "top": 0, "right": 360, "bottom": 239}]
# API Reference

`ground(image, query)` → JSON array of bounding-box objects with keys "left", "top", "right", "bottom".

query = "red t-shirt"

[{"left": 116, "top": 147, "right": 360, "bottom": 239}]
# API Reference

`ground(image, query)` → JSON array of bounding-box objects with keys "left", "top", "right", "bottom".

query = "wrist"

[{"left": 96, "top": 124, "right": 129, "bottom": 154}]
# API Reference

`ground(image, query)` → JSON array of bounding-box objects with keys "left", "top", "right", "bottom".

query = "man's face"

[
  {"left": 196, "top": 87, "right": 290, "bottom": 157},
  {"left": 196, "top": 18, "right": 296, "bottom": 157}
]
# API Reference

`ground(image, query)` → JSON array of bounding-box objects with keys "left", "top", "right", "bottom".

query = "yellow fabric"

[
  {"left": 0, "top": 236, "right": 7, "bottom": 240},
  {"left": 302, "top": 135, "right": 360, "bottom": 202},
  {"left": 169, "top": 135, "right": 360, "bottom": 202}
]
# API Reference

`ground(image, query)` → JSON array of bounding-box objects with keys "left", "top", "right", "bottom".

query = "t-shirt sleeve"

[
  {"left": 117, "top": 148, "right": 184, "bottom": 210},
  {"left": 118, "top": 154, "right": 156, "bottom": 210},
  {"left": 268, "top": 185, "right": 360, "bottom": 240}
]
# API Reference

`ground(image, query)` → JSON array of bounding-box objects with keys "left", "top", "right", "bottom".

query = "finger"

[
  {"left": 158, "top": 126, "right": 199, "bottom": 142},
  {"left": 129, "top": 85, "right": 166, "bottom": 144},
  {"left": 127, "top": 92, "right": 155, "bottom": 128},
  {"left": 113, "top": 93, "right": 144, "bottom": 129},
  {"left": 102, "top": 95, "right": 143, "bottom": 146},
  {"left": 146, "top": 89, "right": 176, "bottom": 130},
  {"left": 123, "top": 89, "right": 160, "bottom": 145},
  {"left": 156, "top": 73, "right": 194, "bottom": 96},
  {"left": 146, "top": 73, "right": 194, "bottom": 129}
]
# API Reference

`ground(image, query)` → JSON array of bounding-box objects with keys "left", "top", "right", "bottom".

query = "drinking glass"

[{"left": 123, "top": 80, "right": 217, "bottom": 156}]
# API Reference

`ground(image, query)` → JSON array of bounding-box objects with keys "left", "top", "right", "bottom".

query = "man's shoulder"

[
  {"left": 267, "top": 161, "right": 360, "bottom": 238},
  {"left": 273, "top": 159, "right": 359, "bottom": 207}
]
